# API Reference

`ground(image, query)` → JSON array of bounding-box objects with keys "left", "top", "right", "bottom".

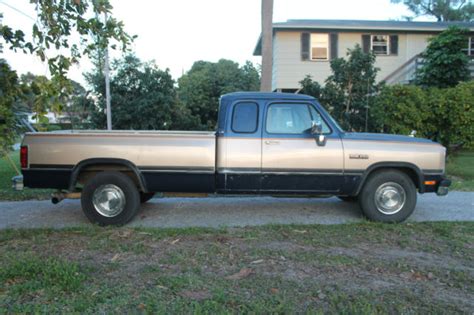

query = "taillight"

[{"left": 20, "top": 146, "right": 28, "bottom": 169}]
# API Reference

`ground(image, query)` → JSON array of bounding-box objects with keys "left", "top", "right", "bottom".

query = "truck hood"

[{"left": 341, "top": 132, "right": 436, "bottom": 144}]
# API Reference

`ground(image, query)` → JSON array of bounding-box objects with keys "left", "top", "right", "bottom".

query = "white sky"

[{"left": 1, "top": 0, "right": 426, "bottom": 87}]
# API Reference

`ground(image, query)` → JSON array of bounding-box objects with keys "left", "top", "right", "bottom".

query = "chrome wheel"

[
  {"left": 92, "top": 184, "right": 126, "bottom": 217},
  {"left": 374, "top": 182, "right": 406, "bottom": 215}
]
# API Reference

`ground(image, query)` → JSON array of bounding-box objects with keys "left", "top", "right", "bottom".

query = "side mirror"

[{"left": 311, "top": 121, "right": 323, "bottom": 135}]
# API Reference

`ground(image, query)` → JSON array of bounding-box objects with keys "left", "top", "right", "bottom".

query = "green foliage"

[
  {"left": 1, "top": 0, "right": 134, "bottom": 81},
  {"left": 178, "top": 59, "right": 260, "bottom": 130},
  {"left": 391, "top": 0, "right": 474, "bottom": 21},
  {"left": 300, "top": 45, "right": 380, "bottom": 131},
  {"left": 371, "top": 81, "right": 474, "bottom": 151},
  {"left": 415, "top": 27, "right": 470, "bottom": 88},
  {"left": 87, "top": 54, "right": 176, "bottom": 130},
  {"left": 0, "top": 60, "right": 21, "bottom": 155}
]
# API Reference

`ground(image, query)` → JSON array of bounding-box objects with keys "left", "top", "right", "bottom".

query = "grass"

[
  {"left": 0, "top": 222, "right": 473, "bottom": 313},
  {"left": 447, "top": 150, "right": 474, "bottom": 191},
  {"left": 0, "top": 151, "right": 53, "bottom": 201}
]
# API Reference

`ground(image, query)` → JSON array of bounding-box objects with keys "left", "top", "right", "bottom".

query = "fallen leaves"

[{"left": 225, "top": 268, "right": 253, "bottom": 280}]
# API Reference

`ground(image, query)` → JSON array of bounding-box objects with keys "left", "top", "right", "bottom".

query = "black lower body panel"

[
  {"left": 142, "top": 172, "right": 215, "bottom": 193},
  {"left": 23, "top": 169, "right": 71, "bottom": 189}
]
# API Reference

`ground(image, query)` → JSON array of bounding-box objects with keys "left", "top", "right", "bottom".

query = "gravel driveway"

[{"left": 0, "top": 192, "right": 472, "bottom": 229}]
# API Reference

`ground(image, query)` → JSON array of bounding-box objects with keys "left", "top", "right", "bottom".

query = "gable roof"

[{"left": 254, "top": 19, "right": 474, "bottom": 55}]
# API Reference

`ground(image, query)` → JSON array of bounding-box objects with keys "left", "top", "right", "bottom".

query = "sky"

[{"left": 0, "top": 0, "right": 424, "bottom": 87}]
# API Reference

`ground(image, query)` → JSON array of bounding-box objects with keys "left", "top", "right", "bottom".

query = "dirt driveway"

[{"left": 0, "top": 191, "right": 472, "bottom": 229}]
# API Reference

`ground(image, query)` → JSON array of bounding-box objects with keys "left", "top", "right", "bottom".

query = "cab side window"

[
  {"left": 232, "top": 102, "right": 258, "bottom": 133},
  {"left": 266, "top": 103, "right": 330, "bottom": 134}
]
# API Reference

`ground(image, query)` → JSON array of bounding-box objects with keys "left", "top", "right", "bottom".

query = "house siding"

[{"left": 272, "top": 31, "right": 432, "bottom": 90}]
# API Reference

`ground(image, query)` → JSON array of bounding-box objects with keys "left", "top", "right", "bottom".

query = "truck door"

[
  {"left": 217, "top": 101, "right": 262, "bottom": 192},
  {"left": 261, "top": 102, "right": 344, "bottom": 193}
]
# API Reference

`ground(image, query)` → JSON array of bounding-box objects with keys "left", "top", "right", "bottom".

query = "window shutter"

[
  {"left": 301, "top": 32, "right": 310, "bottom": 60},
  {"left": 390, "top": 35, "right": 399, "bottom": 55},
  {"left": 362, "top": 34, "right": 371, "bottom": 53},
  {"left": 330, "top": 33, "right": 338, "bottom": 60}
]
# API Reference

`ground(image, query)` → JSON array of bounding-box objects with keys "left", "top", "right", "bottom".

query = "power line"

[{"left": 0, "top": 1, "right": 35, "bottom": 21}]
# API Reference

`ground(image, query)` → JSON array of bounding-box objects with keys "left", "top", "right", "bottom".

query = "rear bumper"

[{"left": 12, "top": 175, "right": 24, "bottom": 191}]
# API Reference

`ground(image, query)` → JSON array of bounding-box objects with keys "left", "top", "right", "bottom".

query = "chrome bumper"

[
  {"left": 12, "top": 175, "right": 24, "bottom": 191},
  {"left": 436, "top": 179, "right": 451, "bottom": 196}
]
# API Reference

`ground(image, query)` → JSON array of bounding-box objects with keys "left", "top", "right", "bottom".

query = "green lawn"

[
  {"left": 0, "top": 222, "right": 473, "bottom": 313},
  {"left": 447, "top": 150, "right": 474, "bottom": 191},
  {"left": 0, "top": 151, "right": 53, "bottom": 201}
]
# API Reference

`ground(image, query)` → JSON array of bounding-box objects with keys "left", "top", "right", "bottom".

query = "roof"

[
  {"left": 220, "top": 91, "right": 314, "bottom": 102},
  {"left": 254, "top": 19, "right": 474, "bottom": 55}
]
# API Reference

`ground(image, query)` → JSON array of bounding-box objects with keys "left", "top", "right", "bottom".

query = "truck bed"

[{"left": 23, "top": 130, "right": 217, "bottom": 172}]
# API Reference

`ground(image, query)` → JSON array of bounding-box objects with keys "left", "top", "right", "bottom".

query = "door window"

[{"left": 266, "top": 103, "right": 330, "bottom": 134}]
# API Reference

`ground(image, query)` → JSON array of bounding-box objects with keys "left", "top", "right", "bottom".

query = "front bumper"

[
  {"left": 12, "top": 175, "right": 24, "bottom": 191},
  {"left": 436, "top": 178, "right": 451, "bottom": 196}
]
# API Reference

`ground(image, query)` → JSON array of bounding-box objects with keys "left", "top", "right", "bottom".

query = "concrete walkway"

[{"left": 0, "top": 192, "right": 473, "bottom": 229}]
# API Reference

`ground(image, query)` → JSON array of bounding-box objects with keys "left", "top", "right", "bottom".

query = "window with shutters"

[
  {"left": 371, "top": 35, "right": 390, "bottom": 55},
  {"left": 310, "top": 34, "right": 329, "bottom": 60}
]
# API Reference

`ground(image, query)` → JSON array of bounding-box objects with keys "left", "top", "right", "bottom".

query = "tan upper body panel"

[
  {"left": 342, "top": 139, "right": 446, "bottom": 173},
  {"left": 23, "top": 130, "right": 216, "bottom": 171}
]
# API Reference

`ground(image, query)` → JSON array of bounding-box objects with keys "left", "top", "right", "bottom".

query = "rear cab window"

[{"left": 232, "top": 102, "right": 258, "bottom": 133}]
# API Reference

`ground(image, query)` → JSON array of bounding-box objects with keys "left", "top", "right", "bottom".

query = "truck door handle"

[{"left": 265, "top": 140, "right": 280, "bottom": 145}]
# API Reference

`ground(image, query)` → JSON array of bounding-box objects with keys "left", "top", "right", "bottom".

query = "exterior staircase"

[{"left": 383, "top": 55, "right": 474, "bottom": 85}]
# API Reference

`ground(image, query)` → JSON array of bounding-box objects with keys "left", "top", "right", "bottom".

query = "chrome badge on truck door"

[{"left": 349, "top": 154, "right": 369, "bottom": 159}]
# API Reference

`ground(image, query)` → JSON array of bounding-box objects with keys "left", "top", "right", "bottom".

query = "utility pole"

[
  {"left": 260, "top": 0, "right": 273, "bottom": 92},
  {"left": 104, "top": 11, "right": 112, "bottom": 130}
]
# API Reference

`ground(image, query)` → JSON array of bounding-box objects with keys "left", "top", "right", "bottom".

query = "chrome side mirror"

[
  {"left": 311, "top": 121, "right": 326, "bottom": 146},
  {"left": 311, "top": 121, "right": 323, "bottom": 135}
]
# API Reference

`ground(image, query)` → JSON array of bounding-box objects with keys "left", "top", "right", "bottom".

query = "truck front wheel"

[
  {"left": 359, "top": 170, "right": 417, "bottom": 223},
  {"left": 81, "top": 171, "right": 140, "bottom": 226}
]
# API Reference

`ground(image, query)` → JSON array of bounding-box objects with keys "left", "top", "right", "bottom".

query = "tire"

[
  {"left": 358, "top": 170, "right": 417, "bottom": 223},
  {"left": 338, "top": 196, "right": 358, "bottom": 202},
  {"left": 81, "top": 171, "right": 140, "bottom": 226},
  {"left": 140, "top": 192, "right": 155, "bottom": 203}
]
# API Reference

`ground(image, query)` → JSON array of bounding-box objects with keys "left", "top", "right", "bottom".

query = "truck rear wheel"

[
  {"left": 358, "top": 170, "right": 417, "bottom": 223},
  {"left": 81, "top": 171, "right": 140, "bottom": 226}
]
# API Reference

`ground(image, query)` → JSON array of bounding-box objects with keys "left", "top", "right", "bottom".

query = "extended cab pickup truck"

[{"left": 14, "top": 92, "right": 451, "bottom": 225}]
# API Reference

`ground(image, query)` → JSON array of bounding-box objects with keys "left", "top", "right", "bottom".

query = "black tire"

[
  {"left": 358, "top": 170, "right": 417, "bottom": 223},
  {"left": 81, "top": 171, "right": 140, "bottom": 226},
  {"left": 338, "top": 196, "right": 358, "bottom": 202},
  {"left": 140, "top": 192, "right": 155, "bottom": 203}
]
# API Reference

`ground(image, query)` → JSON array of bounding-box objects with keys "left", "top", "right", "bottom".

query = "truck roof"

[{"left": 221, "top": 92, "right": 315, "bottom": 103}]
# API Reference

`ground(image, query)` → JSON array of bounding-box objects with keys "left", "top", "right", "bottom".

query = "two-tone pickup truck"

[{"left": 13, "top": 92, "right": 450, "bottom": 225}]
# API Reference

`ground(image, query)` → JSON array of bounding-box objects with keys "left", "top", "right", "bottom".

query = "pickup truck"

[{"left": 14, "top": 92, "right": 450, "bottom": 225}]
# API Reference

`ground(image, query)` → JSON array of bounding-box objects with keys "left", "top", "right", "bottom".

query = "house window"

[
  {"left": 310, "top": 34, "right": 329, "bottom": 60},
  {"left": 467, "top": 37, "right": 474, "bottom": 56},
  {"left": 371, "top": 35, "right": 390, "bottom": 55}
]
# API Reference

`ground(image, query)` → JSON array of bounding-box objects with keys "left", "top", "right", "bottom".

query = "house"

[{"left": 253, "top": 20, "right": 474, "bottom": 92}]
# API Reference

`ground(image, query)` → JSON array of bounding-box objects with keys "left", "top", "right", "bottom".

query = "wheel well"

[
  {"left": 357, "top": 166, "right": 421, "bottom": 195},
  {"left": 69, "top": 160, "right": 147, "bottom": 193}
]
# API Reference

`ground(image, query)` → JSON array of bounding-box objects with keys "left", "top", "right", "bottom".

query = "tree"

[
  {"left": 178, "top": 60, "right": 260, "bottom": 130},
  {"left": 86, "top": 54, "right": 176, "bottom": 130},
  {"left": 300, "top": 45, "right": 380, "bottom": 132},
  {"left": 0, "top": 59, "right": 22, "bottom": 154},
  {"left": 391, "top": 0, "right": 474, "bottom": 21},
  {"left": 415, "top": 26, "right": 470, "bottom": 88},
  {"left": 1, "top": 0, "right": 134, "bottom": 82}
]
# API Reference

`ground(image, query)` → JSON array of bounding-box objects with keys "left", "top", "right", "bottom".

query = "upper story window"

[
  {"left": 311, "top": 34, "right": 329, "bottom": 60},
  {"left": 266, "top": 103, "right": 330, "bottom": 134},
  {"left": 371, "top": 35, "right": 390, "bottom": 55},
  {"left": 231, "top": 102, "right": 258, "bottom": 133}
]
